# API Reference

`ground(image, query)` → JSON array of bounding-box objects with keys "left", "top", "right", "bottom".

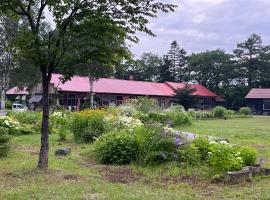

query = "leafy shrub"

[
  {"left": 147, "top": 112, "right": 167, "bottom": 123},
  {"left": 127, "top": 97, "right": 157, "bottom": 113},
  {"left": 117, "top": 105, "right": 138, "bottom": 117},
  {"left": 189, "top": 110, "right": 215, "bottom": 120},
  {"left": 134, "top": 125, "right": 177, "bottom": 164},
  {"left": 56, "top": 129, "right": 68, "bottom": 142},
  {"left": 212, "top": 106, "right": 227, "bottom": 118},
  {"left": 239, "top": 107, "right": 251, "bottom": 115},
  {"left": 10, "top": 111, "right": 41, "bottom": 125},
  {"left": 0, "top": 116, "right": 21, "bottom": 135},
  {"left": 207, "top": 141, "right": 243, "bottom": 174},
  {"left": 166, "top": 111, "right": 192, "bottom": 127},
  {"left": 167, "top": 105, "right": 185, "bottom": 113},
  {"left": 70, "top": 109, "right": 106, "bottom": 143},
  {"left": 238, "top": 146, "right": 258, "bottom": 166},
  {"left": 10, "top": 111, "right": 41, "bottom": 133},
  {"left": 0, "top": 127, "right": 10, "bottom": 158},
  {"left": 193, "top": 137, "right": 211, "bottom": 161},
  {"left": 177, "top": 144, "right": 200, "bottom": 166},
  {"left": 94, "top": 131, "right": 139, "bottom": 165},
  {"left": 5, "top": 100, "right": 12, "bottom": 110},
  {"left": 105, "top": 115, "right": 143, "bottom": 132}
]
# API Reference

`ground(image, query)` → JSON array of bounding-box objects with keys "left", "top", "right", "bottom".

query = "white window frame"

[{"left": 263, "top": 103, "right": 270, "bottom": 111}]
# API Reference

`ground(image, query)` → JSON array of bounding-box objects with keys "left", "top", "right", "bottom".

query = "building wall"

[{"left": 247, "top": 98, "right": 270, "bottom": 115}]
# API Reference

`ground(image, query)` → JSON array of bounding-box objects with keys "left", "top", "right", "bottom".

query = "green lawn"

[{"left": 1, "top": 117, "right": 270, "bottom": 200}]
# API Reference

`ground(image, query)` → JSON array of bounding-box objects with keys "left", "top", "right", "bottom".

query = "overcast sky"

[{"left": 130, "top": 0, "right": 270, "bottom": 57}]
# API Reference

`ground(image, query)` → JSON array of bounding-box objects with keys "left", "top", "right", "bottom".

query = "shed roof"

[
  {"left": 7, "top": 74, "right": 220, "bottom": 98},
  {"left": 165, "top": 82, "right": 218, "bottom": 97},
  {"left": 6, "top": 87, "right": 29, "bottom": 95},
  {"left": 51, "top": 74, "right": 174, "bottom": 96},
  {"left": 245, "top": 88, "right": 270, "bottom": 99}
]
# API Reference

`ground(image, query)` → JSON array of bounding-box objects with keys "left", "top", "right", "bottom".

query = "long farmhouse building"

[{"left": 7, "top": 74, "right": 224, "bottom": 110}]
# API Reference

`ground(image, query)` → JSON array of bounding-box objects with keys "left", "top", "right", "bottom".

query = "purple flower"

[{"left": 175, "top": 137, "right": 181, "bottom": 148}]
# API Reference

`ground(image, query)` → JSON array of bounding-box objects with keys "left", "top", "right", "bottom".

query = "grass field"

[{"left": 1, "top": 117, "right": 270, "bottom": 200}]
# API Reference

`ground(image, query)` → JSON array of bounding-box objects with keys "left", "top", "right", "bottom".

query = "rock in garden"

[{"left": 55, "top": 147, "right": 71, "bottom": 156}]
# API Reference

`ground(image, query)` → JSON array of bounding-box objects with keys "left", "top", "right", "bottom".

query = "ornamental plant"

[
  {"left": 105, "top": 115, "right": 143, "bottom": 132},
  {"left": 70, "top": 109, "right": 106, "bottom": 143},
  {"left": 0, "top": 116, "right": 21, "bottom": 135},
  {"left": 238, "top": 146, "right": 258, "bottom": 166},
  {"left": 0, "top": 127, "right": 10, "bottom": 157},
  {"left": 207, "top": 141, "right": 243, "bottom": 174},
  {"left": 212, "top": 106, "right": 227, "bottom": 118},
  {"left": 94, "top": 130, "right": 139, "bottom": 165},
  {"left": 239, "top": 107, "right": 252, "bottom": 115}
]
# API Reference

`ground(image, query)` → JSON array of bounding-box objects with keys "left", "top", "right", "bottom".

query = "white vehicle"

[{"left": 12, "top": 103, "right": 28, "bottom": 112}]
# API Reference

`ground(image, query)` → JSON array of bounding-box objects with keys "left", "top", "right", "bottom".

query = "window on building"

[
  {"left": 263, "top": 103, "right": 270, "bottom": 110},
  {"left": 58, "top": 92, "right": 77, "bottom": 106}
]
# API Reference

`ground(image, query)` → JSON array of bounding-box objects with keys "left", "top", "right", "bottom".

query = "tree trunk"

[
  {"left": 0, "top": 88, "right": 5, "bottom": 110},
  {"left": 37, "top": 68, "right": 51, "bottom": 169},
  {"left": 89, "top": 77, "right": 94, "bottom": 108}
]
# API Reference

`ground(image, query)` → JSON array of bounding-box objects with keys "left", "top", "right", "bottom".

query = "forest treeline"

[{"left": 114, "top": 34, "right": 270, "bottom": 108}]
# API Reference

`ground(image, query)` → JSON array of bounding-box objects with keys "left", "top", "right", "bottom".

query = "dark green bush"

[
  {"left": 0, "top": 127, "right": 10, "bottom": 158},
  {"left": 5, "top": 100, "right": 12, "bottom": 110},
  {"left": 239, "top": 107, "right": 252, "bottom": 115},
  {"left": 94, "top": 131, "right": 139, "bottom": 165},
  {"left": 212, "top": 106, "right": 227, "bottom": 118}
]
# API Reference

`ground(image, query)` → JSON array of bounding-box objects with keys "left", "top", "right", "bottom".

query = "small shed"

[{"left": 245, "top": 88, "right": 270, "bottom": 115}]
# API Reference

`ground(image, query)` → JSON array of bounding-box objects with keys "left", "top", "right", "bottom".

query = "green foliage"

[
  {"left": 134, "top": 125, "right": 176, "bottom": 164},
  {"left": 56, "top": 129, "right": 68, "bottom": 142},
  {"left": 166, "top": 110, "right": 192, "bottom": 127},
  {"left": 238, "top": 146, "right": 258, "bottom": 166},
  {"left": 189, "top": 110, "right": 215, "bottom": 119},
  {"left": 177, "top": 144, "right": 200, "bottom": 166},
  {"left": 9, "top": 111, "right": 41, "bottom": 134},
  {"left": 212, "top": 106, "right": 227, "bottom": 118},
  {"left": 239, "top": 107, "right": 251, "bottom": 115},
  {"left": 207, "top": 142, "right": 243, "bottom": 174},
  {"left": 0, "top": 127, "right": 10, "bottom": 157},
  {"left": 192, "top": 137, "right": 211, "bottom": 161},
  {"left": 5, "top": 100, "right": 12, "bottom": 109},
  {"left": 127, "top": 97, "right": 157, "bottom": 113},
  {"left": 187, "top": 50, "right": 234, "bottom": 96},
  {"left": 174, "top": 85, "right": 200, "bottom": 109},
  {"left": 70, "top": 110, "right": 106, "bottom": 143},
  {"left": 94, "top": 131, "right": 139, "bottom": 165}
]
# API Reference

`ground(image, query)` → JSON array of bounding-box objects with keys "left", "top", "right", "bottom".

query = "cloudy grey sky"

[{"left": 130, "top": 0, "right": 270, "bottom": 57}]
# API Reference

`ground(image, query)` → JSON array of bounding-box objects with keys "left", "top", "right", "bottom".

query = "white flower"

[
  {"left": 209, "top": 141, "right": 218, "bottom": 145},
  {"left": 219, "top": 140, "right": 228, "bottom": 145}
]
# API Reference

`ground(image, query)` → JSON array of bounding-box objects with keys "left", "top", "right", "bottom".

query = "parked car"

[{"left": 12, "top": 103, "right": 28, "bottom": 112}]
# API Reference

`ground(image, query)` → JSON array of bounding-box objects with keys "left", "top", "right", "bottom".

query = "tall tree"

[
  {"left": 0, "top": 0, "right": 176, "bottom": 169},
  {"left": 136, "top": 53, "right": 162, "bottom": 81},
  {"left": 168, "top": 40, "right": 187, "bottom": 82},
  {"left": 174, "top": 85, "right": 200, "bottom": 109},
  {"left": 187, "top": 49, "right": 235, "bottom": 94},
  {"left": 158, "top": 55, "right": 174, "bottom": 82},
  {"left": 0, "top": 16, "right": 18, "bottom": 110},
  {"left": 233, "top": 34, "right": 266, "bottom": 88}
]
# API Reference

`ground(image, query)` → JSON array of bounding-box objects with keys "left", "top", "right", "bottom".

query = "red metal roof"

[
  {"left": 245, "top": 88, "right": 270, "bottom": 99},
  {"left": 6, "top": 87, "right": 29, "bottom": 95},
  {"left": 165, "top": 82, "right": 218, "bottom": 97},
  {"left": 51, "top": 74, "right": 174, "bottom": 96},
  {"left": 7, "top": 74, "right": 220, "bottom": 98}
]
